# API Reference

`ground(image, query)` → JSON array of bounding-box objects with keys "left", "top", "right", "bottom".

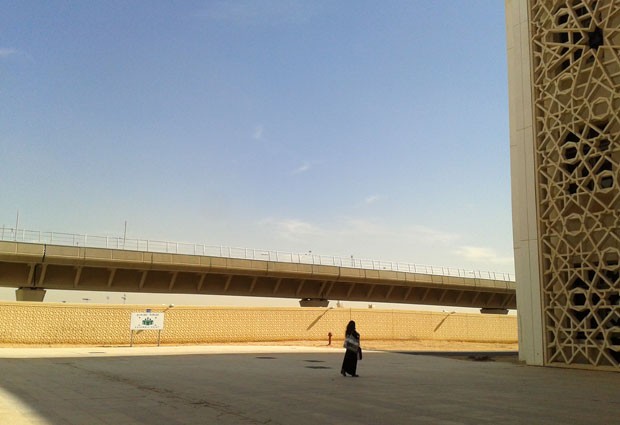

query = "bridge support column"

[
  {"left": 16, "top": 288, "right": 46, "bottom": 302},
  {"left": 480, "top": 308, "right": 508, "bottom": 315},
  {"left": 299, "top": 298, "right": 329, "bottom": 307}
]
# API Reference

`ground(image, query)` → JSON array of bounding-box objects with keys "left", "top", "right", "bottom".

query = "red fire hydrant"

[{"left": 328, "top": 332, "right": 332, "bottom": 346}]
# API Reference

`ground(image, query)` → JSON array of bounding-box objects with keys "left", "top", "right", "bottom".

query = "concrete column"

[
  {"left": 299, "top": 298, "right": 329, "bottom": 307},
  {"left": 16, "top": 288, "right": 46, "bottom": 302},
  {"left": 505, "top": 0, "right": 544, "bottom": 366},
  {"left": 480, "top": 308, "right": 509, "bottom": 315}
]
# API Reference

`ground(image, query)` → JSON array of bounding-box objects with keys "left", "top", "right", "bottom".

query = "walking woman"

[{"left": 341, "top": 320, "right": 362, "bottom": 377}]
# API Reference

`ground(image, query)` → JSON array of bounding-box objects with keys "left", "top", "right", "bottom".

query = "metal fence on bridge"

[{"left": 0, "top": 227, "right": 514, "bottom": 282}]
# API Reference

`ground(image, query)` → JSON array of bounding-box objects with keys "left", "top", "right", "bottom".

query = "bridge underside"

[{"left": 0, "top": 241, "right": 516, "bottom": 310}]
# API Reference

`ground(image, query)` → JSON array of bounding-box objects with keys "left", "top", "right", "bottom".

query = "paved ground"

[{"left": 0, "top": 345, "right": 618, "bottom": 425}]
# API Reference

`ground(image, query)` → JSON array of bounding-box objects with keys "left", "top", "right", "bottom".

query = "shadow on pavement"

[{"left": 389, "top": 350, "right": 519, "bottom": 363}]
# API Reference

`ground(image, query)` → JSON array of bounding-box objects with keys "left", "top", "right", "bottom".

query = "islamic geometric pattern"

[{"left": 530, "top": 0, "right": 620, "bottom": 368}]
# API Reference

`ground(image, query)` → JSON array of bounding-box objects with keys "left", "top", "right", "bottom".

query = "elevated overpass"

[{"left": 0, "top": 229, "right": 516, "bottom": 312}]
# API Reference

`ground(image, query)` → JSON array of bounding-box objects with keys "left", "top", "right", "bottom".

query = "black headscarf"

[{"left": 345, "top": 320, "right": 357, "bottom": 337}]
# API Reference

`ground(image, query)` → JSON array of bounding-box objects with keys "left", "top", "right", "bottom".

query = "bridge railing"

[{"left": 0, "top": 227, "right": 514, "bottom": 282}]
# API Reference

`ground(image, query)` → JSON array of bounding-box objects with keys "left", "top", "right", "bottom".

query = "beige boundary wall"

[{"left": 0, "top": 302, "right": 517, "bottom": 346}]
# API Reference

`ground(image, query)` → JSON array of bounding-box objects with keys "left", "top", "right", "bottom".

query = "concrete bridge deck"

[{"left": 0, "top": 240, "right": 516, "bottom": 310}]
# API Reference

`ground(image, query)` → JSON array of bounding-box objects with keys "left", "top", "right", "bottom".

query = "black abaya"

[
  {"left": 341, "top": 330, "right": 361, "bottom": 376},
  {"left": 341, "top": 348, "right": 359, "bottom": 376}
]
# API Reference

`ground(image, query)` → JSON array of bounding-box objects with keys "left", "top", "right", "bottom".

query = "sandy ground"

[
  {"left": 359, "top": 339, "right": 517, "bottom": 352},
  {"left": 213, "top": 339, "right": 519, "bottom": 352},
  {"left": 0, "top": 340, "right": 518, "bottom": 351}
]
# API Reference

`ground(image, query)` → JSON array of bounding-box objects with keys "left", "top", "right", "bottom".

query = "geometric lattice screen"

[{"left": 530, "top": 0, "right": 620, "bottom": 368}]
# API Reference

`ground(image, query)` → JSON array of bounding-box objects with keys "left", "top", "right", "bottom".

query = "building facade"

[{"left": 507, "top": 0, "right": 620, "bottom": 369}]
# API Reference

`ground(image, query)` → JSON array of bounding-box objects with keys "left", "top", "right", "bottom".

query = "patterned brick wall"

[{"left": 0, "top": 302, "right": 517, "bottom": 346}]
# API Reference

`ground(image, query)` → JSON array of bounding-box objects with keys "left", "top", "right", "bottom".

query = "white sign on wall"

[{"left": 130, "top": 312, "right": 165, "bottom": 330}]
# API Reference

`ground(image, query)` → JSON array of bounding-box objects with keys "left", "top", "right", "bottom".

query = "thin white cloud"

[
  {"left": 0, "top": 48, "right": 17, "bottom": 58},
  {"left": 364, "top": 195, "right": 380, "bottom": 205},
  {"left": 0, "top": 48, "right": 34, "bottom": 63},
  {"left": 256, "top": 217, "right": 512, "bottom": 273},
  {"left": 340, "top": 218, "right": 388, "bottom": 236},
  {"left": 455, "top": 245, "right": 514, "bottom": 265},
  {"left": 197, "top": 0, "right": 317, "bottom": 25},
  {"left": 338, "top": 220, "right": 460, "bottom": 243},
  {"left": 293, "top": 162, "right": 311, "bottom": 174},
  {"left": 252, "top": 125, "right": 264, "bottom": 140},
  {"left": 261, "top": 218, "right": 323, "bottom": 240},
  {"left": 406, "top": 225, "right": 460, "bottom": 245}
]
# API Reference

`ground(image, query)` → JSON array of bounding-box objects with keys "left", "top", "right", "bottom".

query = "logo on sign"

[{"left": 130, "top": 312, "right": 164, "bottom": 330}]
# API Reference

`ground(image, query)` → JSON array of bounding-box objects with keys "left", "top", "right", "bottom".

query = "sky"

[{"left": 0, "top": 1, "right": 513, "bottom": 310}]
